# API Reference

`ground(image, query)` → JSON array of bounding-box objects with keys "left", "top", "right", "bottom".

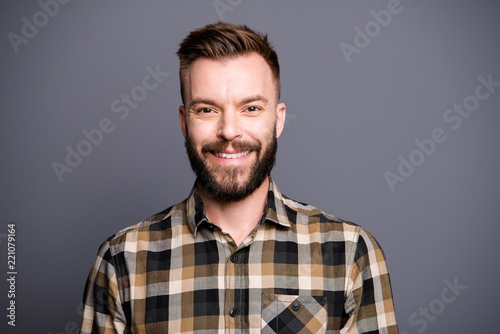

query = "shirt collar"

[{"left": 186, "top": 176, "right": 292, "bottom": 237}]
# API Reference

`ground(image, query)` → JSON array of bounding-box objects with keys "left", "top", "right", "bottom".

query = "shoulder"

[
  {"left": 281, "top": 194, "right": 384, "bottom": 251},
  {"left": 281, "top": 194, "right": 358, "bottom": 232},
  {"left": 99, "top": 201, "right": 185, "bottom": 256}
]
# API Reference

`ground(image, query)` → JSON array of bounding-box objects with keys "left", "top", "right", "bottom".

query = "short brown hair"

[{"left": 177, "top": 22, "right": 280, "bottom": 104}]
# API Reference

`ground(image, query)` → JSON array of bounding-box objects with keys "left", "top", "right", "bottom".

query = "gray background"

[{"left": 1, "top": 0, "right": 499, "bottom": 333}]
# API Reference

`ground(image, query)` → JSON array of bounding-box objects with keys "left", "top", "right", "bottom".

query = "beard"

[{"left": 185, "top": 127, "right": 277, "bottom": 202}]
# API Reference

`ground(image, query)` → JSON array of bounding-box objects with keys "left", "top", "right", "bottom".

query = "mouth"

[{"left": 212, "top": 150, "right": 252, "bottom": 159}]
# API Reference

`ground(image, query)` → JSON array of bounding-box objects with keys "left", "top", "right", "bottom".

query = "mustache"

[{"left": 201, "top": 140, "right": 261, "bottom": 154}]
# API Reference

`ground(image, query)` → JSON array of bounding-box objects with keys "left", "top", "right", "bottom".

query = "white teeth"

[{"left": 214, "top": 151, "right": 251, "bottom": 159}]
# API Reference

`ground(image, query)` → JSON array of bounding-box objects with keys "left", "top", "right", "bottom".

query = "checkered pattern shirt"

[{"left": 80, "top": 177, "right": 398, "bottom": 333}]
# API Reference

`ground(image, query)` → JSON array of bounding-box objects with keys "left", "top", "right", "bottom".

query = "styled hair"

[{"left": 177, "top": 22, "right": 280, "bottom": 104}]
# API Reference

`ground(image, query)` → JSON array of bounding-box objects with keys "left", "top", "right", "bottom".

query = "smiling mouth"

[{"left": 212, "top": 151, "right": 251, "bottom": 159}]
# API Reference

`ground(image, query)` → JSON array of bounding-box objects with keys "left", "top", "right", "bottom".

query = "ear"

[
  {"left": 179, "top": 105, "right": 187, "bottom": 138},
  {"left": 275, "top": 102, "right": 286, "bottom": 138}
]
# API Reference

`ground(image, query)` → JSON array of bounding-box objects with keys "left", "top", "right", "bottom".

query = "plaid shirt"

[{"left": 80, "top": 177, "right": 398, "bottom": 333}]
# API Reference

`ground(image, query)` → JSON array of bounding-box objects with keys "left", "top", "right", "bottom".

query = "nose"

[{"left": 217, "top": 110, "right": 242, "bottom": 141}]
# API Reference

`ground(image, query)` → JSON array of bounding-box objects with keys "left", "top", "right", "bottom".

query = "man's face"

[{"left": 179, "top": 53, "right": 286, "bottom": 202}]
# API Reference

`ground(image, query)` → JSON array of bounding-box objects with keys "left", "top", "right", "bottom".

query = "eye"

[
  {"left": 197, "top": 107, "right": 214, "bottom": 114},
  {"left": 245, "top": 106, "right": 261, "bottom": 112}
]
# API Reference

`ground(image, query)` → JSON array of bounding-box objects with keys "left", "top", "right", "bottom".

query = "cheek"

[
  {"left": 254, "top": 123, "right": 276, "bottom": 141},
  {"left": 244, "top": 118, "right": 274, "bottom": 135},
  {"left": 187, "top": 123, "right": 214, "bottom": 144}
]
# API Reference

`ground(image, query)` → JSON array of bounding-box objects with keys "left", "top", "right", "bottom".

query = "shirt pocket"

[{"left": 261, "top": 293, "right": 327, "bottom": 334}]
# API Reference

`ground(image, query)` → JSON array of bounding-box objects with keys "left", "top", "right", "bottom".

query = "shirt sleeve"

[
  {"left": 341, "top": 227, "right": 398, "bottom": 334},
  {"left": 80, "top": 239, "right": 128, "bottom": 334}
]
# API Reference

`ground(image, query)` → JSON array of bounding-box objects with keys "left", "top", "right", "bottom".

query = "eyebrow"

[
  {"left": 240, "top": 95, "right": 269, "bottom": 105},
  {"left": 189, "top": 95, "right": 269, "bottom": 108},
  {"left": 189, "top": 98, "right": 217, "bottom": 108}
]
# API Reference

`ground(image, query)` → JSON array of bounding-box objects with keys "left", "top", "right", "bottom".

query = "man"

[{"left": 80, "top": 22, "right": 398, "bottom": 333}]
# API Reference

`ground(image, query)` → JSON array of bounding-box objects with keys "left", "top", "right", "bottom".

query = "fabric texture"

[{"left": 80, "top": 177, "right": 398, "bottom": 333}]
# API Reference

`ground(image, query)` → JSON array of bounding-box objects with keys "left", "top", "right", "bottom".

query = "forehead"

[{"left": 185, "top": 53, "right": 276, "bottom": 104}]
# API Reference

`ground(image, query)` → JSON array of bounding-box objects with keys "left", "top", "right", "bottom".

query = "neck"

[{"left": 198, "top": 177, "right": 270, "bottom": 246}]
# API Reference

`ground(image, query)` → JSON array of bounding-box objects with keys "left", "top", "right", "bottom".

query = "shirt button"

[
  {"left": 292, "top": 303, "right": 301, "bottom": 312},
  {"left": 230, "top": 255, "right": 237, "bottom": 263},
  {"left": 229, "top": 308, "right": 238, "bottom": 317}
]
